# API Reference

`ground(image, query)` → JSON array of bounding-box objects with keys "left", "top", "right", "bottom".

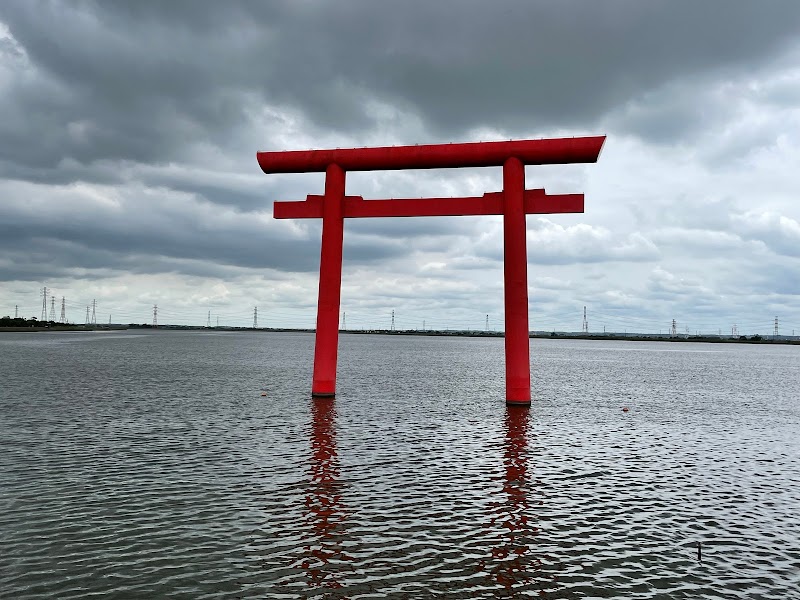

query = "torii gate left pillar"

[
  {"left": 258, "top": 136, "right": 605, "bottom": 404},
  {"left": 502, "top": 157, "right": 530, "bottom": 402},
  {"left": 313, "top": 163, "right": 345, "bottom": 397}
]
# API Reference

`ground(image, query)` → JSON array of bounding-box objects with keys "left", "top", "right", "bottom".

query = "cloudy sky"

[{"left": 1, "top": 1, "right": 799, "bottom": 335}]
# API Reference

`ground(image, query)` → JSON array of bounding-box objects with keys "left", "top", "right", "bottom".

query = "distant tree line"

[{"left": 0, "top": 316, "right": 49, "bottom": 327}]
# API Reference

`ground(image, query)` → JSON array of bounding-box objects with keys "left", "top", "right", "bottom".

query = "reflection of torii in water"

[
  {"left": 481, "top": 406, "right": 557, "bottom": 592},
  {"left": 301, "top": 398, "right": 351, "bottom": 589}
]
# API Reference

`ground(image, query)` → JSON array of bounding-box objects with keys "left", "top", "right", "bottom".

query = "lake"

[{"left": 1, "top": 331, "right": 798, "bottom": 598}]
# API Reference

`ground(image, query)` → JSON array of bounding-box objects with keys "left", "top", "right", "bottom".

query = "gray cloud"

[{"left": 3, "top": 1, "right": 800, "bottom": 170}]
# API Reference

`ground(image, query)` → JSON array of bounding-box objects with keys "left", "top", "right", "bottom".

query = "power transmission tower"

[
  {"left": 423, "top": 319, "right": 426, "bottom": 331},
  {"left": 253, "top": 306, "right": 258, "bottom": 329},
  {"left": 216, "top": 316, "right": 219, "bottom": 328},
  {"left": 582, "top": 306, "right": 588, "bottom": 333},
  {"left": 108, "top": 314, "right": 111, "bottom": 325},
  {"left": 485, "top": 314, "right": 489, "bottom": 331},
  {"left": 152, "top": 304, "right": 158, "bottom": 328},
  {"left": 342, "top": 311, "right": 346, "bottom": 331},
  {"left": 671, "top": 319, "right": 677, "bottom": 337},
  {"left": 60, "top": 297, "right": 66, "bottom": 323},
  {"left": 391, "top": 310, "right": 395, "bottom": 331},
  {"left": 206, "top": 311, "right": 211, "bottom": 328},
  {"left": 85, "top": 306, "right": 90, "bottom": 326},
  {"left": 41, "top": 286, "right": 48, "bottom": 322},
  {"left": 49, "top": 296, "right": 56, "bottom": 322},
  {"left": 91, "top": 299, "right": 97, "bottom": 325},
  {"left": 774, "top": 316, "right": 779, "bottom": 338},
  {"left": 15, "top": 305, "right": 18, "bottom": 318}
]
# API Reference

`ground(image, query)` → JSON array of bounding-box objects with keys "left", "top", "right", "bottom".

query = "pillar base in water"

[
  {"left": 506, "top": 399, "right": 532, "bottom": 407},
  {"left": 312, "top": 391, "right": 336, "bottom": 398}
]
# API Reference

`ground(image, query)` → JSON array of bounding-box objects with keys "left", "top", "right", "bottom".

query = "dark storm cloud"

[{"left": 3, "top": 0, "right": 800, "bottom": 173}]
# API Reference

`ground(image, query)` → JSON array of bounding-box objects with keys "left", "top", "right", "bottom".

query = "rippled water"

[{"left": 1, "top": 331, "right": 798, "bottom": 598}]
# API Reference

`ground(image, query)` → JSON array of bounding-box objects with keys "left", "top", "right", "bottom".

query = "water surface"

[{"left": 1, "top": 331, "right": 798, "bottom": 598}]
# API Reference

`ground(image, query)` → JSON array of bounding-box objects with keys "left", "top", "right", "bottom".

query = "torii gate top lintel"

[
  {"left": 257, "top": 135, "right": 605, "bottom": 174},
  {"left": 257, "top": 135, "right": 605, "bottom": 405}
]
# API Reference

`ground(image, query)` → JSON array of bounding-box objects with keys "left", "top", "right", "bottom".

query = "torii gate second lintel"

[{"left": 257, "top": 136, "right": 605, "bottom": 405}]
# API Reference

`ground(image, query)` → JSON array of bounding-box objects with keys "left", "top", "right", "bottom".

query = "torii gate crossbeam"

[{"left": 258, "top": 136, "right": 605, "bottom": 405}]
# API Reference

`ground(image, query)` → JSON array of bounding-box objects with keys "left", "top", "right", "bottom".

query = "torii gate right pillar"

[{"left": 503, "top": 157, "right": 531, "bottom": 405}]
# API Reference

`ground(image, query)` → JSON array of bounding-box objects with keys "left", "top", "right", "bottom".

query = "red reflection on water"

[
  {"left": 301, "top": 398, "right": 350, "bottom": 589},
  {"left": 481, "top": 405, "right": 550, "bottom": 591}
]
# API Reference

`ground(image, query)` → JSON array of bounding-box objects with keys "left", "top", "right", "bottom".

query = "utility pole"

[
  {"left": 41, "top": 286, "right": 48, "bottom": 322},
  {"left": 60, "top": 297, "right": 66, "bottom": 323},
  {"left": 582, "top": 306, "right": 588, "bottom": 334},
  {"left": 152, "top": 304, "right": 158, "bottom": 328},
  {"left": 253, "top": 306, "right": 258, "bottom": 329}
]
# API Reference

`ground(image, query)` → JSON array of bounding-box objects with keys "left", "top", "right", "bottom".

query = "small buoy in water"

[
  {"left": 622, "top": 407, "right": 629, "bottom": 412},
  {"left": 260, "top": 392, "right": 267, "bottom": 397}
]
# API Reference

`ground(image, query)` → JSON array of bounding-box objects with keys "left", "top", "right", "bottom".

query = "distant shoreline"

[{"left": 1, "top": 324, "right": 798, "bottom": 345}]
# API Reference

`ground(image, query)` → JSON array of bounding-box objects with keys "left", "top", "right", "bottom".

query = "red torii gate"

[{"left": 257, "top": 136, "right": 605, "bottom": 405}]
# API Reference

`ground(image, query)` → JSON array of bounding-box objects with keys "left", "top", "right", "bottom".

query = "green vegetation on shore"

[
  {"left": 0, "top": 316, "right": 120, "bottom": 331},
  {"left": 0, "top": 316, "right": 74, "bottom": 329}
]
